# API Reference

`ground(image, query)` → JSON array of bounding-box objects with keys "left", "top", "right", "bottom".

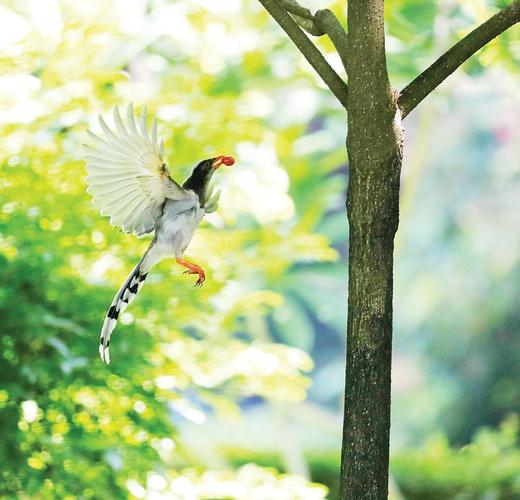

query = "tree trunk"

[{"left": 340, "top": 0, "right": 403, "bottom": 498}]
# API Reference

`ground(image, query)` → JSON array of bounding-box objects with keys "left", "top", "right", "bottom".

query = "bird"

[{"left": 84, "top": 104, "right": 235, "bottom": 364}]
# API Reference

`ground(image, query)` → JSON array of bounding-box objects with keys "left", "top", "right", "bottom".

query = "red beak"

[{"left": 212, "top": 155, "right": 235, "bottom": 169}]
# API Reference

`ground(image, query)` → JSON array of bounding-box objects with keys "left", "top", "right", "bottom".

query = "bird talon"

[{"left": 176, "top": 258, "right": 205, "bottom": 287}]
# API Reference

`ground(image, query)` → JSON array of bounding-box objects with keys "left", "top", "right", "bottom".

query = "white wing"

[{"left": 85, "top": 104, "right": 188, "bottom": 236}]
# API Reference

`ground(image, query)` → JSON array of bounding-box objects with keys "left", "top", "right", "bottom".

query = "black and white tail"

[{"left": 99, "top": 246, "right": 153, "bottom": 364}]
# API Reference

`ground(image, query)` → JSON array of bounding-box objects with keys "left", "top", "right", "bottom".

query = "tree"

[{"left": 256, "top": 0, "right": 520, "bottom": 498}]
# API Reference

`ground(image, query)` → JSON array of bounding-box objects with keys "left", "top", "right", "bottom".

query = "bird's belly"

[{"left": 155, "top": 205, "right": 204, "bottom": 257}]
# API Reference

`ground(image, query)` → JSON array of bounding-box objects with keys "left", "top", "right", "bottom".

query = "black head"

[{"left": 182, "top": 156, "right": 235, "bottom": 202}]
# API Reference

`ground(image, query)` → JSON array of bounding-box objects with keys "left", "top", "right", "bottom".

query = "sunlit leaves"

[
  {"left": 128, "top": 463, "right": 328, "bottom": 499},
  {"left": 0, "top": 0, "right": 342, "bottom": 496},
  {"left": 385, "top": 0, "right": 520, "bottom": 85}
]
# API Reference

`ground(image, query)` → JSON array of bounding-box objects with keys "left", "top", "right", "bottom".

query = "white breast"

[{"left": 155, "top": 194, "right": 205, "bottom": 258}]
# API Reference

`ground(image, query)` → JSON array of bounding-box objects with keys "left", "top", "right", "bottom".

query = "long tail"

[{"left": 99, "top": 243, "right": 156, "bottom": 364}]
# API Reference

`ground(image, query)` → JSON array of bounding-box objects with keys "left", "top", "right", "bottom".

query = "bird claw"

[
  {"left": 182, "top": 269, "right": 205, "bottom": 286},
  {"left": 183, "top": 270, "right": 205, "bottom": 286},
  {"left": 177, "top": 259, "right": 205, "bottom": 287},
  {"left": 193, "top": 274, "right": 205, "bottom": 287}
]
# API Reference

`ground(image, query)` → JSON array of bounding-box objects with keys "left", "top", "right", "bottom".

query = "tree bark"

[{"left": 341, "top": 0, "right": 403, "bottom": 498}]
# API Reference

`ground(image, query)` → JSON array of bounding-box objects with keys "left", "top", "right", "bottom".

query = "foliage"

[
  {"left": 392, "top": 417, "right": 520, "bottom": 500},
  {"left": 128, "top": 464, "right": 327, "bottom": 500},
  {"left": 0, "top": 0, "right": 340, "bottom": 496}
]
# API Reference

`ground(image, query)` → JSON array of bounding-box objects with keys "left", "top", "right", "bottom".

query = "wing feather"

[
  {"left": 107, "top": 195, "right": 147, "bottom": 225},
  {"left": 91, "top": 185, "right": 143, "bottom": 205},
  {"left": 98, "top": 193, "right": 139, "bottom": 215},
  {"left": 122, "top": 196, "right": 154, "bottom": 231},
  {"left": 113, "top": 106, "right": 131, "bottom": 139},
  {"left": 85, "top": 156, "right": 138, "bottom": 168},
  {"left": 87, "top": 179, "right": 141, "bottom": 197},
  {"left": 151, "top": 118, "right": 158, "bottom": 149},
  {"left": 140, "top": 106, "right": 150, "bottom": 143},
  {"left": 85, "top": 104, "right": 188, "bottom": 236},
  {"left": 125, "top": 104, "right": 144, "bottom": 147},
  {"left": 98, "top": 116, "right": 128, "bottom": 149}
]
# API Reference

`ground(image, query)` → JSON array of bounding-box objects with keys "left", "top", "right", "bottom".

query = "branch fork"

[
  {"left": 398, "top": 0, "right": 520, "bottom": 118},
  {"left": 258, "top": 0, "right": 349, "bottom": 108},
  {"left": 260, "top": 0, "right": 520, "bottom": 117}
]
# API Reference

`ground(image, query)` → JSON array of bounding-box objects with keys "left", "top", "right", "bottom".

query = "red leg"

[{"left": 176, "top": 258, "right": 206, "bottom": 287}]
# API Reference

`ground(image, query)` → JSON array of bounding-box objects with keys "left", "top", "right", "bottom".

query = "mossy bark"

[{"left": 340, "top": 0, "right": 403, "bottom": 497}]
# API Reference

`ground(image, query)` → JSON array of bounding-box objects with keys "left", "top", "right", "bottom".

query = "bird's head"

[{"left": 183, "top": 155, "right": 235, "bottom": 202}]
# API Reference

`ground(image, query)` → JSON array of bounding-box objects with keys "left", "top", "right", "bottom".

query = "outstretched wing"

[{"left": 85, "top": 104, "right": 188, "bottom": 236}]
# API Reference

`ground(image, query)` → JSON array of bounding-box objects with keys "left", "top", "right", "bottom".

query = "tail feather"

[{"left": 99, "top": 245, "right": 154, "bottom": 364}]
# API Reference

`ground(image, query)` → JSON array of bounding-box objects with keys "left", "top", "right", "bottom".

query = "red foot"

[{"left": 176, "top": 258, "right": 206, "bottom": 287}]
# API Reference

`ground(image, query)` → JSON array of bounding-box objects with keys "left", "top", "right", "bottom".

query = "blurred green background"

[{"left": 1, "top": 0, "right": 519, "bottom": 498}]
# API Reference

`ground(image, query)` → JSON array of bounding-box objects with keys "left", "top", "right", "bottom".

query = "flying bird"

[{"left": 84, "top": 104, "right": 235, "bottom": 364}]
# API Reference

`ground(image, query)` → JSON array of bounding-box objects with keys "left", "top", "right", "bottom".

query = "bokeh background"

[{"left": 1, "top": 0, "right": 519, "bottom": 498}]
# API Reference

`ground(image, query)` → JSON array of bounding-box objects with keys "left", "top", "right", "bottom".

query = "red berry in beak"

[
  {"left": 222, "top": 156, "right": 235, "bottom": 166},
  {"left": 212, "top": 155, "right": 235, "bottom": 169}
]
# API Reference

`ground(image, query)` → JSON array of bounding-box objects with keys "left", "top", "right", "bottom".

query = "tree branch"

[
  {"left": 294, "top": 15, "right": 326, "bottom": 36},
  {"left": 315, "top": 9, "right": 349, "bottom": 72},
  {"left": 276, "top": 2, "right": 350, "bottom": 71},
  {"left": 258, "top": 0, "right": 349, "bottom": 108},
  {"left": 279, "top": 0, "right": 325, "bottom": 36},
  {"left": 279, "top": 0, "right": 313, "bottom": 20},
  {"left": 398, "top": 0, "right": 520, "bottom": 118}
]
